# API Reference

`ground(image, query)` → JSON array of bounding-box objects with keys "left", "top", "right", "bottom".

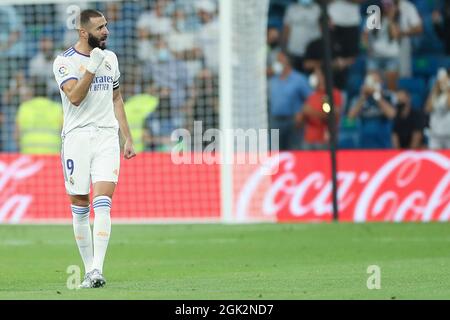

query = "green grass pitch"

[{"left": 1, "top": 223, "right": 450, "bottom": 299}]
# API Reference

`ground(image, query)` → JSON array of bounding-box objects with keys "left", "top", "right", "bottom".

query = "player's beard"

[{"left": 88, "top": 33, "right": 107, "bottom": 50}]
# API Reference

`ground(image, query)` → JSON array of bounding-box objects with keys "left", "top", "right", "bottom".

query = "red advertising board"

[
  {"left": 0, "top": 154, "right": 220, "bottom": 223},
  {"left": 234, "top": 151, "right": 450, "bottom": 222},
  {"left": 0, "top": 151, "right": 449, "bottom": 223}
]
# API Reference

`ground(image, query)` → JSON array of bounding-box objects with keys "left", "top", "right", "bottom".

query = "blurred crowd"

[
  {"left": 0, "top": 0, "right": 219, "bottom": 154},
  {"left": 0, "top": 0, "right": 449, "bottom": 154},
  {"left": 268, "top": 0, "right": 450, "bottom": 150}
]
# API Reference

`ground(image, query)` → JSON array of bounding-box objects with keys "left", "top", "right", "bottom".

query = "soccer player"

[{"left": 53, "top": 9, "right": 136, "bottom": 288}]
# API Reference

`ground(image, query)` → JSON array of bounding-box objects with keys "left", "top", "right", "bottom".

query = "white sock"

[
  {"left": 72, "top": 205, "right": 93, "bottom": 274},
  {"left": 92, "top": 196, "right": 112, "bottom": 273}
]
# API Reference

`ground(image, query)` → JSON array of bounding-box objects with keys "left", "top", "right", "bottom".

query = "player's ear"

[{"left": 78, "top": 27, "right": 88, "bottom": 39}]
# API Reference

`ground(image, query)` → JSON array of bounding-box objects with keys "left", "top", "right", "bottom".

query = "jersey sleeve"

[
  {"left": 53, "top": 56, "right": 78, "bottom": 90},
  {"left": 112, "top": 52, "right": 121, "bottom": 90}
]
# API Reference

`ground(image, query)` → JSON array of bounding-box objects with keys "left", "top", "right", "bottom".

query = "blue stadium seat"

[
  {"left": 24, "top": 27, "right": 39, "bottom": 58},
  {"left": 437, "top": 56, "right": 450, "bottom": 69},
  {"left": 338, "top": 117, "right": 360, "bottom": 149},
  {"left": 414, "top": 14, "right": 444, "bottom": 55},
  {"left": 268, "top": 16, "right": 283, "bottom": 30},
  {"left": 346, "top": 73, "right": 364, "bottom": 104},
  {"left": 411, "top": 92, "right": 425, "bottom": 109},
  {"left": 349, "top": 55, "right": 367, "bottom": 76},
  {"left": 413, "top": 55, "right": 440, "bottom": 77},
  {"left": 398, "top": 77, "right": 426, "bottom": 94},
  {"left": 411, "top": 0, "right": 433, "bottom": 13},
  {"left": 271, "top": 0, "right": 293, "bottom": 6},
  {"left": 398, "top": 77, "right": 427, "bottom": 109}
]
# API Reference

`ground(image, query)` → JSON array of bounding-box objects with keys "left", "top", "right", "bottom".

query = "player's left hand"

[{"left": 123, "top": 140, "right": 136, "bottom": 160}]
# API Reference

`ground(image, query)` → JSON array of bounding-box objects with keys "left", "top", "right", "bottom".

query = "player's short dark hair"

[{"left": 79, "top": 9, "right": 104, "bottom": 27}]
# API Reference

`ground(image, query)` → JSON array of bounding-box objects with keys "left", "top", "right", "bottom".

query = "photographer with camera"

[
  {"left": 425, "top": 68, "right": 450, "bottom": 150},
  {"left": 348, "top": 71, "right": 397, "bottom": 149},
  {"left": 392, "top": 89, "right": 425, "bottom": 150}
]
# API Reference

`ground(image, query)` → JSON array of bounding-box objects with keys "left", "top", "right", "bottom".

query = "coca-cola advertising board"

[
  {"left": 0, "top": 151, "right": 449, "bottom": 223},
  {"left": 235, "top": 151, "right": 450, "bottom": 222}
]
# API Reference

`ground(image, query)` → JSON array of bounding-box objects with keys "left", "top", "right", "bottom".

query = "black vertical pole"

[{"left": 318, "top": 0, "right": 339, "bottom": 221}]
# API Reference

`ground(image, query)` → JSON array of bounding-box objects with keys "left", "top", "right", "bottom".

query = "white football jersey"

[{"left": 53, "top": 47, "right": 120, "bottom": 136}]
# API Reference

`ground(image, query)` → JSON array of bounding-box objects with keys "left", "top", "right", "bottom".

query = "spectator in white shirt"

[
  {"left": 328, "top": 0, "right": 365, "bottom": 59},
  {"left": 28, "top": 36, "right": 59, "bottom": 100},
  {"left": 167, "top": 8, "right": 203, "bottom": 80},
  {"left": 425, "top": 68, "right": 450, "bottom": 149},
  {"left": 364, "top": 0, "right": 422, "bottom": 83},
  {"left": 195, "top": 0, "right": 219, "bottom": 74},
  {"left": 136, "top": 0, "right": 173, "bottom": 62},
  {"left": 364, "top": 0, "right": 402, "bottom": 90},
  {"left": 281, "top": 0, "right": 321, "bottom": 73},
  {"left": 392, "top": 0, "right": 423, "bottom": 77}
]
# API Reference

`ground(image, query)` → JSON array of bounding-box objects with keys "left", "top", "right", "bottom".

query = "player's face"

[{"left": 86, "top": 16, "right": 109, "bottom": 50}]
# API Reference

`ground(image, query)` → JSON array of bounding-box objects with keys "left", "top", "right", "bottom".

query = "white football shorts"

[{"left": 61, "top": 126, "right": 120, "bottom": 195}]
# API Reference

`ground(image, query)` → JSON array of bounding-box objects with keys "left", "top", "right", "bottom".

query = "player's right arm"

[
  {"left": 61, "top": 74, "right": 95, "bottom": 107},
  {"left": 53, "top": 48, "right": 106, "bottom": 107}
]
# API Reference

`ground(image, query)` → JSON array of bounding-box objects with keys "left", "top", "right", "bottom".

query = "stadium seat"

[
  {"left": 413, "top": 55, "right": 440, "bottom": 77},
  {"left": 398, "top": 77, "right": 427, "bottom": 109},
  {"left": 411, "top": 0, "right": 433, "bottom": 13},
  {"left": 411, "top": 92, "right": 425, "bottom": 109},
  {"left": 268, "top": 16, "right": 283, "bottom": 30},
  {"left": 414, "top": 14, "right": 445, "bottom": 55},
  {"left": 346, "top": 73, "right": 364, "bottom": 105},
  {"left": 338, "top": 117, "right": 360, "bottom": 149},
  {"left": 398, "top": 77, "right": 426, "bottom": 93},
  {"left": 349, "top": 55, "right": 367, "bottom": 76},
  {"left": 24, "top": 27, "right": 39, "bottom": 58},
  {"left": 437, "top": 56, "right": 450, "bottom": 69}
]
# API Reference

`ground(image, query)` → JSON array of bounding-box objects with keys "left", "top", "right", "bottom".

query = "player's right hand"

[
  {"left": 86, "top": 48, "right": 106, "bottom": 74},
  {"left": 123, "top": 140, "right": 136, "bottom": 160}
]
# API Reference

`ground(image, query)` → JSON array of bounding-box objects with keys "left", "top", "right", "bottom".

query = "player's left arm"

[{"left": 113, "top": 88, "right": 136, "bottom": 159}]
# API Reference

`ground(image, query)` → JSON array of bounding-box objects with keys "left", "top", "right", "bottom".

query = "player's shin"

[
  {"left": 71, "top": 205, "right": 93, "bottom": 274},
  {"left": 92, "top": 196, "right": 112, "bottom": 273}
]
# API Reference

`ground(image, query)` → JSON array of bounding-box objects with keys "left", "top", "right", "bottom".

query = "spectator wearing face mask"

[
  {"left": 135, "top": 0, "right": 173, "bottom": 63},
  {"left": 296, "top": 68, "right": 343, "bottom": 150},
  {"left": 392, "top": 90, "right": 425, "bottom": 149},
  {"left": 267, "top": 27, "right": 282, "bottom": 78},
  {"left": 0, "top": 5, "right": 26, "bottom": 95},
  {"left": 425, "top": 68, "right": 450, "bottom": 150},
  {"left": 348, "top": 71, "right": 397, "bottom": 149},
  {"left": 269, "top": 51, "right": 312, "bottom": 150},
  {"left": 281, "top": 0, "right": 321, "bottom": 73},
  {"left": 195, "top": 0, "right": 219, "bottom": 74},
  {"left": 303, "top": 16, "right": 355, "bottom": 91},
  {"left": 28, "top": 36, "right": 58, "bottom": 100},
  {"left": 167, "top": 8, "right": 203, "bottom": 79},
  {"left": 143, "top": 38, "right": 193, "bottom": 129}
]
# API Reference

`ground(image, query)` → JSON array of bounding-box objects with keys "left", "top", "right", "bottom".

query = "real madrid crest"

[{"left": 105, "top": 61, "right": 111, "bottom": 71}]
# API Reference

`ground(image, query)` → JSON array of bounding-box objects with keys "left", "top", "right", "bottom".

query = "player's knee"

[
  {"left": 70, "top": 195, "right": 90, "bottom": 207},
  {"left": 93, "top": 182, "right": 116, "bottom": 199}
]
